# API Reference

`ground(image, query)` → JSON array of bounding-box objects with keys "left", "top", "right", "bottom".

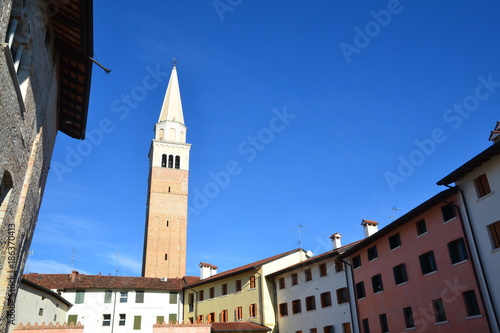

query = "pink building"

[{"left": 340, "top": 189, "right": 490, "bottom": 333}]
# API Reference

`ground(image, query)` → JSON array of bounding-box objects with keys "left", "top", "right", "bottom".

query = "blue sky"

[{"left": 28, "top": 1, "right": 500, "bottom": 277}]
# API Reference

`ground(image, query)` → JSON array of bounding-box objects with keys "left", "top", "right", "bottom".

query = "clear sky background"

[{"left": 27, "top": 1, "right": 500, "bottom": 277}]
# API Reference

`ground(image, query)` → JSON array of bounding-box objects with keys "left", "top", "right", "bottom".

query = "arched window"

[
  {"left": 175, "top": 156, "right": 180, "bottom": 169},
  {"left": 161, "top": 154, "right": 167, "bottom": 168},
  {"left": 168, "top": 155, "right": 173, "bottom": 168},
  {"left": 0, "top": 171, "right": 14, "bottom": 224},
  {"left": 159, "top": 128, "right": 164, "bottom": 140}
]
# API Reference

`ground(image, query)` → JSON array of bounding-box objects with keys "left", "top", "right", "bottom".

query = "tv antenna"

[
  {"left": 69, "top": 249, "right": 79, "bottom": 270},
  {"left": 294, "top": 224, "right": 307, "bottom": 249},
  {"left": 114, "top": 252, "right": 120, "bottom": 276},
  {"left": 389, "top": 206, "right": 402, "bottom": 220}
]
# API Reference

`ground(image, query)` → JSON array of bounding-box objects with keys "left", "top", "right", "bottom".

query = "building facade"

[
  {"left": 142, "top": 64, "right": 191, "bottom": 279},
  {"left": 437, "top": 123, "right": 500, "bottom": 332},
  {"left": 269, "top": 234, "right": 354, "bottom": 333},
  {"left": 340, "top": 189, "right": 490, "bottom": 333},
  {"left": 183, "top": 249, "right": 307, "bottom": 330},
  {"left": 23, "top": 272, "right": 185, "bottom": 333},
  {"left": 0, "top": 0, "right": 93, "bottom": 330}
]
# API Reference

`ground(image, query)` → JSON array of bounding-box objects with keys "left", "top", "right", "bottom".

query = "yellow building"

[{"left": 183, "top": 249, "right": 307, "bottom": 330}]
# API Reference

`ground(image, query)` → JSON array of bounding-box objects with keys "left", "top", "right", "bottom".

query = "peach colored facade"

[{"left": 343, "top": 190, "right": 490, "bottom": 333}]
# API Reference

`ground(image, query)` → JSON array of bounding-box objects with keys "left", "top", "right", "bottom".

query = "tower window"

[
  {"left": 168, "top": 155, "right": 173, "bottom": 168},
  {"left": 161, "top": 154, "right": 167, "bottom": 168},
  {"left": 165, "top": 254, "right": 168, "bottom": 260},
  {"left": 175, "top": 155, "right": 180, "bottom": 169},
  {"left": 166, "top": 220, "right": 169, "bottom": 227},
  {"left": 168, "top": 186, "right": 171, "bottom": 193}
]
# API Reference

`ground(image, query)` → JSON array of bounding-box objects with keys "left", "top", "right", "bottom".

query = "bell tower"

[{"left": 142, "top": 64, "right": 190, "bottom": 278}]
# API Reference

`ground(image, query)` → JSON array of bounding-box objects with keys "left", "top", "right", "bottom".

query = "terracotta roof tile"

[
  {"left": 23, "top": 273, "right": 184, "bottom": 291},
  {"left": 211, "top": 321, "right": 271, "bottom": 331},
  {"left": 186, "top": 249, "right": 303, "bottom": 288}
]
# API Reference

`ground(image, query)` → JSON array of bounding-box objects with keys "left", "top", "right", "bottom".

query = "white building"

[
  {"left": 9, "top": 278, "right": 73, "bottom": 332},
  {"left": 268, "top": 234, "right": 354, "bottom": 333},
  {"left": 437, "top": 122, "right": 500, "bottom": 333},
  {"left": 23, "top": 272, "right": 185, "bottom": 332}
]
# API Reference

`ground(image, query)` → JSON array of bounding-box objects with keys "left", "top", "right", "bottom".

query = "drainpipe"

[
  {"left": 190, "top": 289, "right": 198, "bottom": 323},
  {"left": 254, "top": 270, "right": 264, "bottom": 325},
  {"left": 442, "top": 185, "right": 499, "bottom": 332},
  {"left": 111, "top": 290, "right": 117, "bottom": 333},
  {"left": 6, "top": 18, "right": 18, "bottom": 49},
  {"left": 271, "top": 277, "right": 279, "bottom": 333},
  {"left": 340, "top": 259, "right": 359, "bottom": 333}
]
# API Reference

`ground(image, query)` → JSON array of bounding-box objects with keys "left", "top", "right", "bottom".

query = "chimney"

[
  {"left": 489, "top": 121, "right": 500, "bottom": 143},
  {"left": 70, "top": 270, "right": 79, "bottom": 283},
  {"left": 361, "top": 220, "right": 379, "bottom": 238},
  {"left": 329, "top": 233, "right": 342, "bottom": 249},
  {"left": 199, "top": 263, "right": 218, "bottom": 279}
]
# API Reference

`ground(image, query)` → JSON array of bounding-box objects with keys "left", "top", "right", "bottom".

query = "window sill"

[
  {"left": 477, "top": 191, "right": 494, "bottom": 202},
  {"left": 404, "top": 327, "right": 416, "bottom": 331},
  {"left": 443, "top": 216, "right": 457, "bottom": 225},
  {"left": 390, "top": 245, "right": 401, "bottom": 251},
  {"left": 466, "top": 314, "right": 483, "bottom": 320},
  {"left": 416, "top": 231, "right": 428, "bottom": 239},
  {"left": 357, "top": 297, "right": 366, "bottom": 301},
  {"left": 452, "top": 259, "right": 469, "bottom": 267},
  {"left": 374, "top": 290, "right": 384, "bottom": 295},
  {"left": 396, "top": 281, "right": 408, "bottom": 287},
  {"left": 423, "top": 270, "right": 437, "bottom": 277},
  {"left": 434, "top": 321, "right": 448, "bottom": 326},
  {"left": 248, "top": 288, "right": 256, "bottom": 291},
  {"left": 369, "top": 257, "right": 378, "bottom": 262}
]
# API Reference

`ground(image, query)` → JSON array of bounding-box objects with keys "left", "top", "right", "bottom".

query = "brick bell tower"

[{"left": 142, "top": 64, "right": 191, "bottom": 278}]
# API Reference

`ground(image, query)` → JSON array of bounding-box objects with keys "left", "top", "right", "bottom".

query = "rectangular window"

[
  {"left": 441, "top": 204, "right": 456, "bottom": 222},
  {"left": 305, "top": 268, "right": 313, "bottom": 281},
  {"left": 103, "top": 314, "right": 111, "bottom": 326},
  {"left": 319, "top": 263, "right": 328, "bottom": 277},
  {"left": 135, "top": 291, "right": 144, "bottom": 303},
  {"left": 362, "top": 318, "right": 370, "bottom": 333},
  {"left": 38, "top": 308, "right": 43, "bottom": 316},
  {"left": 250, "top": 276, "right": 256, "bottom": 289},
  {"left": 323, "top": 326, "right": 334, "bottom": 333},
  {"left": 221, "top": 309, "right": 228, "bottom": 322},
  {"left": 119, "top": 314, "right": 126, "bottom": 326},
  {"left": 367, "top": 246, "right": 378, "bottom": 261},
  {"left": 433, "top": 298, "right": 447, "bottom": 323},
  {"left": 120, "top": 291, "right": 128, "bottom": 303},
  {"left": 235, "top": 306, "right": 243, "bottom": 320},
  {"left": 157, "top": 316, "right": 165, "bottom": 325},
  {"left": 207, "top": 313, "right": 214, "bottom": 323},
  {"left": 488, "top": 221, "right": 500, "bottom": 249},
  {"left": 352, "top": 255, "right": 361, "bottom": 269},
  {"left": 335, "top": 260, "right": 344, "bottom": 272},
  {"left": 236, "top": 280, "right": 242, "bottom": 292},
  {"left": 321, "top": 291, "right": 332, "bottom": 307},
  {"left": 416, "top": 219, "right": 427, "bottom": 235},
  {"left": 310, "top": 329, "right": 317, "bottom": 333},
  {"left": 133, "top": 316, "right": 141, "bottom": 330},
  {"left": 419, "top": 251, "right": 437, "bottom": 274},
  {"left": 389, "top": 233, "right": 401, "bottom": 250},
  {"left": 209, "top": 287, "right": 215, "bottom": 299},
  {"left": 68, "top": 315, "right": 78, "bottom": 325},
  {"left": 291, "top": 273, "right": 298, "bottom": 285},
  {"left": 199, "top": 290, "right": 205, "bottom": 301},
  {"left": 474, "top": 174, "right": 491, "bottom": 198},
  {"left": 403, "top": 307, "right": 415, "bottom": 329},
  {"left": 336, "top": 288, "right": 348, "bottom": 304},
  {"left": 393, "top": 264, "right": 407, "bottom": 285},
  {"left": 355, "top": 281, "right": 366, "bottom": 300},
  {"left": 279, "top": 277, "right": 286, "bottom": 289},
  {"left": 342, "top": 323, "right": 352, "bottom": 333},
  {"left": 197, "top": 315, "right": 203, "bottom": 323},
  {"left": 104, "top": 290, "right": 112, "bottom": 303},
  {"left": 249, "top": 303, "right": 257, "bottom": 317},
  {"left": 279, "top": 302, "right": 288, "bottom": 316},
  {"left": 188, "top": 293, "right": 194, "bottom": 312},
  {"left": 292, "top": 299, "right": 302, "bottom": 314},
  {"left": 75, "top": 290, "right": 85, "bottom": 304},
  {"left": 379, "top": 314, "right": 389, "bottom": 333},
  {"left": 371, "top": 274, "right": 384, "bottom": 293},
  {"left": 448, "top": 238, "right": 468, "bottom": 264},
  {"left": 305, "top": 295, "right": 316, "bottom": 311},
  {"left": 170, "top": 292, "right": 178, "bottom": 304},
  {"left": 463, "top": 290, "right": 481, "bottom": 316},
  {"left": 222, "top": 283, "right": 228, "bottom": 295}
]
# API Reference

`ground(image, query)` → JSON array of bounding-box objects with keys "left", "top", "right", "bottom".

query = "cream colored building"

[{"left": 183, "top": 249, "right": 307, "bottom": 330}]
